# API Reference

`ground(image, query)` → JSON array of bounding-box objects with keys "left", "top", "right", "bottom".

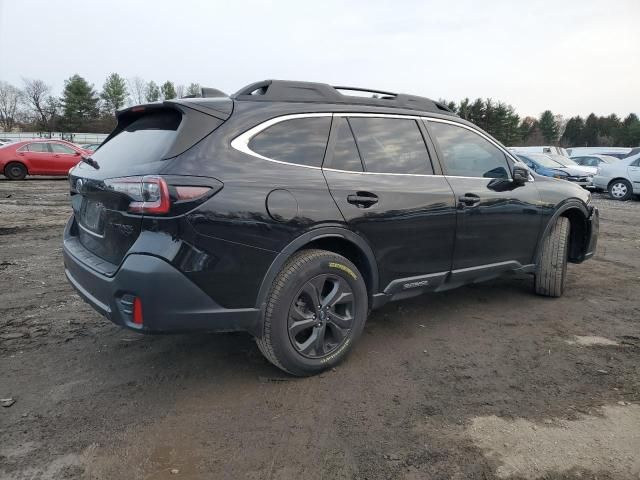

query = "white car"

[
  {"left": 593, "top": 153, "right": 640, "bottom": 200},
  {"left": 546, "top": 154, "right": 597, "bottom": 187}
]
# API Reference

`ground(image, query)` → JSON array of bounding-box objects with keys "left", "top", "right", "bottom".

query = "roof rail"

[{"left": 232, "top": 80, "right": 456, "bottom": 115}]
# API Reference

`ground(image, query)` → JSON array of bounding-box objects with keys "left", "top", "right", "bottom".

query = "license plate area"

[{"left": 79, "top": 198, "right": 106, "bottom": 236}]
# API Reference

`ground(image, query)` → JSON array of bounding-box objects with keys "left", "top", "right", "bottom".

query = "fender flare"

[
  {"left": 534, "top": 199, "right": 590, "bottom": 267},
  {"left": 253, "top": 225, "right": 379, "bottom": 322}
]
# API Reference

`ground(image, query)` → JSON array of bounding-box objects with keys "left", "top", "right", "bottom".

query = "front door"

[
  {"left": 323, "top": 115, "right": 457, "bottom": 294},
  {"left": 49, "top": 143, "right": 81, "bottom": 174},
  {"left": 426, "top": 120, "right": 542, "bottom": 277}
]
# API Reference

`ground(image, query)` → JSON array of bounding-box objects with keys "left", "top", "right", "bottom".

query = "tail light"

[{"left": 105, "top": 176, "right": 217, "bottom": 215}]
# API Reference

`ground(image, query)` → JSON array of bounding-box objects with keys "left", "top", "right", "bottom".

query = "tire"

[
  {"left": 4, "top": 162, "right": 27, "bottom": 180},
  {"left": 256, "top": 249, "right": 368, "bottom": 376},
  {"left": 608, "top": 179, "right": 632, "bottom": 201},
  {"left": 535, "top": 216, "right": 570, "bottom": 297}
]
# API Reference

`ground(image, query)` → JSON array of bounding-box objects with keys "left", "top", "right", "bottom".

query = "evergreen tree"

[
  {"left": 100, "top": 73, "right": 128, "bottom": 115},
  {"left": 161, "top": 81, "right": 176, "bottom": 100},
  {"left": 457, "top": 98, "right": 471, "bottom": 120},
  {"left": 538, "top": 110, "right": 558, "bottom": 143},
  {"left": 561, "top": 116, "right": 584, "bottom": 146},
  {"left": 582, "top": 113, "right": 599, "bottom": 146},
  {"left": 60, "top": 74, "right": 99, "bottom": 131},
  {"left": 145, "top": 81, "right": 161, "bottom": 102},
  {"left": 186, "top": 83, "right": 201, "bottom": 97}
]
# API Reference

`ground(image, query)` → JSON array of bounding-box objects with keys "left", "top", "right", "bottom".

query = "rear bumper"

[
  {"left": 63, "top": 233, "right": 260, "bottom": 335},
  {"left": 584, "top": 206, "right": 599, "bottom": 260}
]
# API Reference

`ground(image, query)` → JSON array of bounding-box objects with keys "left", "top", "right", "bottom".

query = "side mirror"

[
  {"left": 512, "top": 163, "right": 529, "bottom": 186},
  {"left": 74, "top": 151, "right": 81, "bottom": 156}
]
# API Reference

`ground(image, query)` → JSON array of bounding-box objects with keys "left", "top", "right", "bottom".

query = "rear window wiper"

[{"left": 81, "top": 155, "right": 100, "bottom": 170}]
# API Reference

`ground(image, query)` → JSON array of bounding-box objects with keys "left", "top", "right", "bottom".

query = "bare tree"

[
  {"left": 22, "top": 78, "right": 58, "bottom": 132},
  {"left": 127, "top": 76, "right": 146, "bottom": 105},
  {"left": 0, "top": 81, "right": 23, "bottom": 131},
  {"left": 175, "top": 84, "right": 185, "bottom": 99}
]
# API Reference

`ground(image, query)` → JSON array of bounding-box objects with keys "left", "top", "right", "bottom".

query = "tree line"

[
  {"left": 0, "top": 74, "right": 200, "bottom": 134},
  {"left": 0, "top": 73, "right": 639, "bottom": 148},
  {"left": 439, "top": 98, "right": 640, "bottom": 148}
]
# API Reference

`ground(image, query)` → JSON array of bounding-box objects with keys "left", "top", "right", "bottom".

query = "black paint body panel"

[{"left": 64, "top": 95, "right": 597, "bottom": 334}]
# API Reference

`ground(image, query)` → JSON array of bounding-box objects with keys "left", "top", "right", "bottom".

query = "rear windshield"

[{"left": 92, "top": 110, "right": 181, "bottom": 168}]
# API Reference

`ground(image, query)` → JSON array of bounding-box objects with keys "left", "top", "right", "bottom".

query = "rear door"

[
  {"left": 323, "top": 115, "right": 456, "bottom": 293},
  {"left": 426, "top": 119, "right": 542, "bottom": 275},
  {"left": 22, "top": 142, "right": 52, "bottom": 173}
]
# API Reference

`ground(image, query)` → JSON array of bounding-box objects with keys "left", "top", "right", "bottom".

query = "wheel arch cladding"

[
  {"left": 537, "top": 201, "right": 590, "bottom": 265},
  {"left": 561, "top": 208, "right": 588, "bottom": 263},
  {"left": 299, "top": 236, "right": 375, "bottom": 297},
  {"left": 254, "top": 228, "right": 379, "bottom": 315}
]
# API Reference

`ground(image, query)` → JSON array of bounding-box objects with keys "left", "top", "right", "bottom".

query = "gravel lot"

[{"left": 1, "top": 179, "right": 639, "bottom": 480}]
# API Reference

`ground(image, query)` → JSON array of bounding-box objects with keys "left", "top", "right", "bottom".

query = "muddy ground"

[{"left": 1, "top": 179, "right": 639, "bottom": 480}]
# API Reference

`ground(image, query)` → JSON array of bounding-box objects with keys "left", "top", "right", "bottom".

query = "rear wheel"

[
  {"left": 608, "top": 179, "right": 632, "bottom": 201},
  {"left": 256, "top": 249, "right": 368, "bottom": 376},
  {"left": 535, "top": 216, "right": 570, "bottom": 297},
  {"left": 4, "top": 162, "right": 27, "bottom": 180}
]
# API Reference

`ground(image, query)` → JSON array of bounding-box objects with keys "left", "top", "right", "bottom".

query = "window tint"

[
  {"left": 326, "top": 117, "right": 363, "bottom": 172},
  {"left": 428, "top": 122, "right": 510, "bottom": 179},
  {"left": 50, "top": 143, "right": 76, "bottom": 154},
  {"left": 249, "top": 117, "right": 331, "bottom": 167},
  {"left": 92, "top": 110, "right": 181, "bottom": 168},
  {"left": 28, "top": 143, "right": 49, "bottom": 153},
  {"left": 349, "top": 118, "right": 432, "bottom": 174}
]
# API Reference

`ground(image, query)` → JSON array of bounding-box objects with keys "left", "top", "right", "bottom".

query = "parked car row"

[{"left": 510, "top": 147, "right": 639, "bottom": 201}]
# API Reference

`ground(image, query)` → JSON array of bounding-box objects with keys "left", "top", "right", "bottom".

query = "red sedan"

[{"left": 0, "top": 140, "right": 90, "bottom": 180}]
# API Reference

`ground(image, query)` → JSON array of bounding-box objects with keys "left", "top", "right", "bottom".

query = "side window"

[
  {"left": 349, "top": 117, "right": 432, "bottom": 174},
  {"left": 325, "top": 117, "right": 363, "bottom": 172},
  {"left": 28, "top": 143, "right": 49, "bottom": 153},
  {"left": 428, "top": 121, "right": 510, "bottom": 179},
  {"left": 249, "top": 117, "right": 331, "bottom": 167},
  {"left": 50, "top": 143, "right": 76, "bottom": 154}
]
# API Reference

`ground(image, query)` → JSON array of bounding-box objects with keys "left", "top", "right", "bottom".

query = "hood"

[{"left": 558, "top": 165, "right": 596, "bottom": 176}]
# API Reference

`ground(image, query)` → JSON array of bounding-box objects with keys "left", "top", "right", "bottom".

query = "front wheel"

[
  {"left": 256, "top": 249, "right": 368, "bottom": 376},
  {"left": 535, "top": 216, "right": 570, "bottom": 297},
  {"left": 608, "top": 179, "right": 632, "bottom": 201}
]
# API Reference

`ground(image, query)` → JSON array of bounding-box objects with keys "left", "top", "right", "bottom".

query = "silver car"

[{"left": 592, "top": 153, "right": 640, "bottom": 200}]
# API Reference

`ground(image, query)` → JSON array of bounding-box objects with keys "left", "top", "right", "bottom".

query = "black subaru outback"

[{"left": 64, "top": 80, "right": 598, "bottom": 376}]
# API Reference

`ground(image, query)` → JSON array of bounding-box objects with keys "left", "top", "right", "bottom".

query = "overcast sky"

[{"left": 0, "top": 0, "right": 638, "bottom": 119}]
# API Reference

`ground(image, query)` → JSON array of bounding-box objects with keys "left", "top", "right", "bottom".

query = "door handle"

[
  {"left": 347, "top": 192, "right": 378, "bottom": 208},
  {"left": 458, "top": 193, "right": 481, "bottom": 207}
]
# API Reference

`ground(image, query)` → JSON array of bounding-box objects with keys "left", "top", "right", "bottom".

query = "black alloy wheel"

[{"left": 287, "top": 274, "right": 354, "bottom": 358}]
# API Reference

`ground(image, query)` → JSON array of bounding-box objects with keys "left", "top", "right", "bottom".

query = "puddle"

[
  {"left": 566, "top": 335, "right": 619, "bottom": 347},
  {"left": 467, "top": 404, "right": 640, "bottom": 478}
]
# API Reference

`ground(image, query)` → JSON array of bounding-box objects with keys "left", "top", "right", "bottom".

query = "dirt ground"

[{"left": 1, "top": 178, "right": 639, "bottom": 480}]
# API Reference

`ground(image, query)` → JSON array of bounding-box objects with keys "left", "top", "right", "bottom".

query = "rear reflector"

[{"left": 133, "top": 297, "right": 143, "bottom": 325}]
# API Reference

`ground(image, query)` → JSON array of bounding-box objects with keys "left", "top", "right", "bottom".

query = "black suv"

[{"left": 64, "top": 80, "right": 598, "bottom": 376}]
